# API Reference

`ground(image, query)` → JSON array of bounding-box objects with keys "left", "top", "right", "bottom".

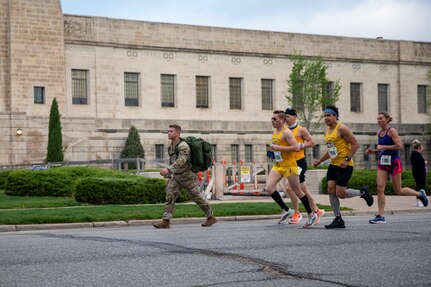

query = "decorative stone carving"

[
  {"left": 263, "top": 58, "right": 272, "bottom": 66},
  {"left": 414, "top": 46, "right": 431, "bottom": 57},
  {"left": 64, "top": 18, "right": 92, "bottom": 35},
  {"left": 127, "top": 50, "right": 138, "bottom": 59},
  {"left": 379, "top": 65, "right": 388, "bottom": 72},
  {"left": 231, "top": 57, "right": 241, "bottom": 65},
  {"left": 198, "top": 55, "right": 208, "bottom": 63},
  {"left": 163, "top": 52, "right": 174, "bottom": 61}
]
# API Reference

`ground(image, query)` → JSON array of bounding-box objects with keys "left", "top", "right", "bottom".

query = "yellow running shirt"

[
  {"left": 324, "top": 122, "right": 354, "bottom": 167},
  {"left": 271, "top": 126, "right": 297, "bottom": 168},
  {"left": 291, "top": 125, "right": 305, "bottom": 161}
]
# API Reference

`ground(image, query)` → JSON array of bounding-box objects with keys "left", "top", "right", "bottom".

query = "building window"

[
  {"left": 161, "top": 74, "right": 175, "bottom": 107},
  {"left": 418, "top": 85, "right": 428, "bottom": 114},
  {"left": 378, "top": 84, "right": 388, "bottom": 112},
  {"left": 124, "top": 72, "right": 139, "bottom": 106},
  {"left": 245, "top": 144, "right": 253, "bottom": 163},
  {"left": 229, "top": 77, "right": 242, "bottom": 109},
  {"left": 196, "top": 76, "right": 209, "bottom": 108},
  {"left": 322, "top": 81, "right": 334, "bottom": 110},
  {"left": 261, "top": 79, "right": 273, "bottom": 110},
  {"left": 155, "top": 144, "right": 164, "bottom": 162},
  {"left": 231, "top": 144, "right": 239, "bottom": 163},
  {"left": 312, "top": 145, "right": 320, "bottom": 160},
  {"left": 72, "top": 69, "right": 88, "bottom": 105},
  {"left": 211, "top": 144, "right": 217, "bottom": 162},
  {"left": 350, "top": 82, "right": 361, "bottom": 112},
  {"left": 34, "top": 86, "right": 45, "bottom": 104}
]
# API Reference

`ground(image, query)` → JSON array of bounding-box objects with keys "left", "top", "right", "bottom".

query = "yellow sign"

[{"left": 240, "top": 166, "right": 251, "bottom": 183}]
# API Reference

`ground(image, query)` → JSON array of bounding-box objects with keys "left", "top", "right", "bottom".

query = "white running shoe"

[
  {"left": 278, "top": 209, "right": 294, "bottom": 224},
  {"left": 314, "top": 209, "right": 325, "bottom": 225},
  {"left": 413, "top": 201, "right": 424, "bottom": 207},
  {"left": 303, "top": 213, "right": 318, "bottom": 228}
]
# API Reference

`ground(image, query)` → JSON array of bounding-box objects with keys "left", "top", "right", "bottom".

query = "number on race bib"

[
  {"left": 274, "top": 151, "right": 283, "bottom": 162},
  {"left": 380, "top": 155, "right": 391, "bottom": 165},
  {"left": 328, "top": 147, "right": 338, "bottom": 158}
]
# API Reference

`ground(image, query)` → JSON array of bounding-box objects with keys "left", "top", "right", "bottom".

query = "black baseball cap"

[{"left": 285, "top": 107, "right": 297, "bottom": 116}]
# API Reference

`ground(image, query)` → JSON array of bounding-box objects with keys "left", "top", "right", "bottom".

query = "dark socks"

[
  {"left": 270, "top": 190, "right": 289, "bottom": 211},
  {"left": 299, "top": 195, "right": 312, "bottom": 214}
]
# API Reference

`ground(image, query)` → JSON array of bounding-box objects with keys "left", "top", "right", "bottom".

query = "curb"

[{"left": 0, "top": 208, "right": 429, "bottom": 233}]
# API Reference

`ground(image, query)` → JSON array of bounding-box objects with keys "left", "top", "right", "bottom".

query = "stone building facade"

[{"left": 1, "top": 0, "right": 430, "bottom": 169}]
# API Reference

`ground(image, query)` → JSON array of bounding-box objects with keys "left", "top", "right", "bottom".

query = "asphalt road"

[{"left": 1, "top": 214, "right": 430, "bottom": 287}]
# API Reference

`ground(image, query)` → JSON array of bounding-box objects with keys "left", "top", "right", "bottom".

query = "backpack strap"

[{"left": 174, "top": 137, "right": 185, "bottom": 155}]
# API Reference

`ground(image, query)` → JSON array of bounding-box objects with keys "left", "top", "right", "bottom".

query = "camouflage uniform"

[{"left": 162, "top": 140, "right": 213, "bottom": 220}]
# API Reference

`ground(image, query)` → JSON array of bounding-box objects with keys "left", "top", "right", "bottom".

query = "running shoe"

[
  {"left": 360, "top": 185, "right": 374, "bottom": 206},
  {"left": 288, "top": 212, "right": 303, "bottom": 224},
  {"left": 417, "top": 189, "right": 429, "bottom": 207},
  {"left": 325, "top": 217, "right": 345, "bottom": 229},
  {"left": 413, "top": 200, "right": 424, "bottom": 207},
  {"left": 313, "top": 208, "right": 325, "bottom": 225},
  {"left": 303, "top": 213, "right": 318, "bottom": 228},
  {"left": 369, "top": 215, "right": 386, "bottom": 224},
  {"left": 278, "top": 209, "right": 294, "bottom": 224}
]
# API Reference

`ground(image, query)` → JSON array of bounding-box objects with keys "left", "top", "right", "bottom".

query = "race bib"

[
  {"left": 274, "top": 151, "right": 283, "bottom": 162},
  {"left": 380, "top": 155, "right": 391, "bottom": 165},
  {"left": 328, "top": 147, "right": 338, "bottom": 158}
]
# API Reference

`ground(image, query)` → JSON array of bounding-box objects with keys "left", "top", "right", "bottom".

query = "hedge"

[
  {"left": 2, "top": 166, "right": 191, "bottom": 204},
  {"left": 321, "top": 170, "right": 431, "bottom": 195},
  {"left": 74, "top": 177, "right": 167, "bottom": 204},
  {"left": 3, "top": 167, "right": 146, "bottom": 197},
  {"left": 4, "top": 169, "right": 75, "bottom": 197},
  {"left": 0, "top": 170, "right": 13, "bottom": 190}
]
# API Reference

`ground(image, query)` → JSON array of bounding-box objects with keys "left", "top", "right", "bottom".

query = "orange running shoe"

[
  {"left": 288, "top": 212, "right": 303, "bottom": 224},
  {"left": 314, "top": 209, "right": 325, "bottom": 225}
]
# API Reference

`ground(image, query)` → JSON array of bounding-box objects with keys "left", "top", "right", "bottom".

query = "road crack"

[{"left": 38, "top": 233, "right": 357, "bottom": 287}]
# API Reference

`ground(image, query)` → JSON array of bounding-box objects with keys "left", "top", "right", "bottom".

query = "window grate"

[
  {"left": 161, "top": 74, "right": 175, "bottom": 107},
  {"left": 72, "top": 69, "right": 88, "bottom": 105},
  {"left": 125, "top": 72, "right": 139, "bottom": 106},
  {"left": 261, "top": 79, "right": 273, "bottom": 110}
]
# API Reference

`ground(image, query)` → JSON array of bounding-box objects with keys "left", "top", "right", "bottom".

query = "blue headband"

[{"left": 324, "top": 108, "right": 338, "bottom": 116}]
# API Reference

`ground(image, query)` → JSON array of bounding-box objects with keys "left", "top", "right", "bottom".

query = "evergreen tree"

[
  {"left": 46, "top": 98, "right": 64, "bottom": 162},
  {"left": 121, "top": 126, "right": 145, "bottom": 169},
  {"left": 286, "top": 50, "right": 341, "bottom": 132}
]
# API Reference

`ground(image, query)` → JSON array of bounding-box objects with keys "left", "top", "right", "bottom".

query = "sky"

[{"left": 60, "top": 0, "right": 431, "bottom": 42}]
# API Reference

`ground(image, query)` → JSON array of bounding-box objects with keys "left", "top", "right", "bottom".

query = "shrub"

[
  {"left": 74, "top": 177, "right": 166, "bottom": 204},
  {"left": 46, "top": 98, "right": 64, "bottom": 162},
  {"left": 121, "top": 126, "right": 145, "bottom": 169},
  {"left": 59, "top": 166, "right": 135, "bottom": 181},
  {"left": 0, "top": 170, "right": 13, "bottom": 189},
  {"left": 321, "top": 170, "right": 431, "bottom": 195},
  {"left": 4, "top": 169, "right": 74, "bottom": 197},
  {"left": 2, "top": 166, "right": 192, "bottom": 204},
  {"left": 3, "top": 166, "right": 135, "bottom": 197}
]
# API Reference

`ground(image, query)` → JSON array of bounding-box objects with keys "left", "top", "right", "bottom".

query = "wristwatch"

[{"left": 345, "top": 156, "right": 351, "bottom": 161}]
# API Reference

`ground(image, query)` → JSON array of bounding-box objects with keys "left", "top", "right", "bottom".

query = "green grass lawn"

[{"left": 0, "top": 190, "right": 335, "bottom": 225}]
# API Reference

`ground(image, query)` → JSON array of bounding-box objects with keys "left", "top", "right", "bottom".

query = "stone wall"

[{"left": 63, "top": 15, "right": 431, "bottom": 65}]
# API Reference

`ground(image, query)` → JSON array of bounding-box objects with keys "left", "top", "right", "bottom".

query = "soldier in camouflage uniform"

[{"left": 153, "top": 124, "right": 217, "bottom": 228}]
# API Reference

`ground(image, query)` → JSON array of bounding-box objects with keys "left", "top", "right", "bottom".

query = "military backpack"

[{"left": 177, "top": 136, "right": 213, "bottom": 173}]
